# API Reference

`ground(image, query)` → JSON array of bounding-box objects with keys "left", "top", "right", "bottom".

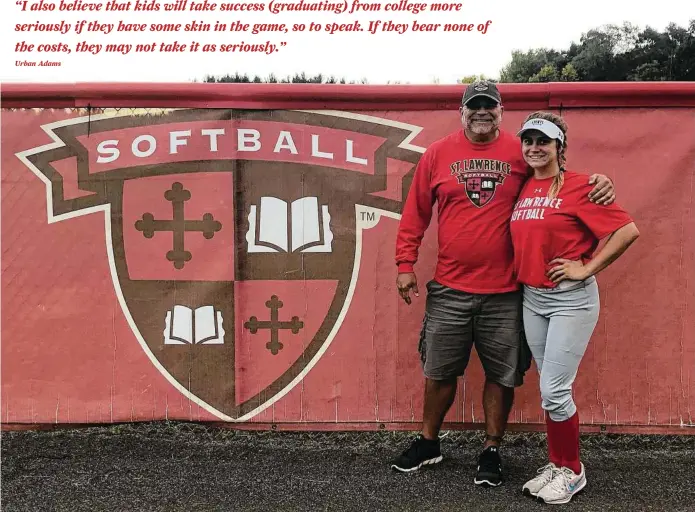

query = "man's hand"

[
  {"left": 547, "top": 258, "right": 589, "bottom": 283},
  {"left": 397, "top": 272, "right": 419, "bottom": 305},
  {"left": 588, "top": 174, "right": 615, "bottom": 205}
]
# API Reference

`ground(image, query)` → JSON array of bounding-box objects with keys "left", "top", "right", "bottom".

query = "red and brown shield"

[
  {"left": 19, "top": 108, "right": 422, "bottom": 420},
  {"left": 464, "top": 173, "right": 502, "bottom": 207}
]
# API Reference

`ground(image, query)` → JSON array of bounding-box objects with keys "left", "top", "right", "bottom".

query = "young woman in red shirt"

[{"left": 510, "top": 112, "right": 640, "bottom": 504}]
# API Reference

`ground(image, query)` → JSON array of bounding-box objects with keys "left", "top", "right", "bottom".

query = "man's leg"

[
  {"left": 391, "top": 280, "right": 475, "bottom": 472},
  {"left": 423, "top": 376, "right": 458, "bottom": 440},
  {"left": 472, "top": 290, "right": 524, "bottom": 486},
  {"left": 482, "top": 379, "right": 514, "bottom": 449}
]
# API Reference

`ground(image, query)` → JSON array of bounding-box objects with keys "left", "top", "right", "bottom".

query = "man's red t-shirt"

[
  {"left": 510, "top": 170, "right": 634, "bottom": 289},
  {"left": 395, "top": 129, "right": 527, "bottom": 294}
]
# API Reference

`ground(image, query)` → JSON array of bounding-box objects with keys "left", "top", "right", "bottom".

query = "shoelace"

[
  {"left": 535, "top": 463, "right": 555, "bottom": 478},
  {"left": 545, "top": 467, "right": 574, "bottom": 493},
  {"left": 403, "top": 436, "right": 428, "bottom": 457}
]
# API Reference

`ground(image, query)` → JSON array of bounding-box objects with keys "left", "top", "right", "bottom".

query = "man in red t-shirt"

[{"left": 390, "top": 81, "right": 615, "bottom": 486}]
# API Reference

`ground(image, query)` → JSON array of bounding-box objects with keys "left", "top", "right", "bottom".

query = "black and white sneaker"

[
  {"left": 474, "top": 446, "right": 503, "bottom": 487},
  {"left": 390, "top": 435, "right": 443, "bottom": 473}
]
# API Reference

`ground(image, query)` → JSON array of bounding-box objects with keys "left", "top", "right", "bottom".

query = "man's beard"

[{"left": 466, "top": 118, "right": 499, "bottom": 135}]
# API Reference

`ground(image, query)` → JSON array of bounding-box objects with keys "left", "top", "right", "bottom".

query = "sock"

[
  {"left": 562, "top": 411, "right": 581, "bottom": 474},
  {"left": 421, "top": 433, "right": 440, "bottom": 443},
  {"left": 545, "top": 413, "right": 563, "bottom": 466}
]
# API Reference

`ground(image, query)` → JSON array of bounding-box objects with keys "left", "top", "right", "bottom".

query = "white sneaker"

[
  {"left": 522, "top": 463, "right": 557, "bottom": 497},
  {"left": 536, "top": 463, "right": 587, "bottom": 505}
]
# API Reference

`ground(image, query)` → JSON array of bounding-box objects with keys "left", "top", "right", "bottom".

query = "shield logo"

[
  {"left": 464, "top": 174, "right": 501, "bottom": 207},
  {"left": 17, "top": 108, "right": 422, "bottom": 420}
]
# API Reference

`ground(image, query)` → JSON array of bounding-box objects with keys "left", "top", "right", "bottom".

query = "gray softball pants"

[{"left": 522, "top": 276, "right": 600, "bottom": 421}]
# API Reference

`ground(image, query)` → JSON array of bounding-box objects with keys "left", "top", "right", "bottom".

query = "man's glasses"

[{"left": 465, "top": 98, "right": 499, "bottom": 110}]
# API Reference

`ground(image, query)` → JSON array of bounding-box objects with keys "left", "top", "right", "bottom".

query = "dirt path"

[{"left": 2, "top": 422, "right": 694, "bottom": 511}]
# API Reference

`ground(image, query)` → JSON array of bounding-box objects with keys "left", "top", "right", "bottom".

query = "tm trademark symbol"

[{"left": 360, "top": 211, "right": 375, "bottom": 222}]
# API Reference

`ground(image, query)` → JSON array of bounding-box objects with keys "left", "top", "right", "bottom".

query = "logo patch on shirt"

[{"left": 450, "top": 159, "right": 512, "bottom": 207}]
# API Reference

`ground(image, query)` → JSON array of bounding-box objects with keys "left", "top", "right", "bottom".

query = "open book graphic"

[
  {"left": 246, "top": 196, "right": 333, "bottom": 253},
  {"left": 163, "top": 305, "right": 225, "bottom": 345}
]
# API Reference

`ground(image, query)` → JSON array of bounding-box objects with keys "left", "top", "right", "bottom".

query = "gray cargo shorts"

[{"left": 417, "top": 280, "right": 531, "bottom": 388}]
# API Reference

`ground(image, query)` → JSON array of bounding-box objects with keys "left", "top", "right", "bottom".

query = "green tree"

[
  {"left": 560, "top": 63, "right": 579, "bottom": 81},
  {"left": 499, "top": 49, "right": 562, "bottom": 83},
  {"left": 677, "top": 20, "right": 695, "bottom": 80},
  {"left": 626, "top": 22, "right": 695, "bottom": 80},
  {"left": 529, "top": 64, "right": 559, "bottom": 83},
  {"left": 457, "top": 74, "right": 494, "bottom": 84},
  {"left": 498, "top": 20, "right": 693, "bottom": 82},
  {"left": 203, "top": 72, "right": 357, "bottom": 84},
  {"left": 569, "top": 26, "right": 622, "bottom": 80}
]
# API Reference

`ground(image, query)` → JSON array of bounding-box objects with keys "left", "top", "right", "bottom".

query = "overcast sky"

[{"left": 3, "top": 0, "right": 693, "bottom": 83}]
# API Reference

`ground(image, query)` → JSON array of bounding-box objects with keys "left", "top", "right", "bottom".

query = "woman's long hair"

[{"left": 522, "top": 111, "right": 568, "bottom": 199}]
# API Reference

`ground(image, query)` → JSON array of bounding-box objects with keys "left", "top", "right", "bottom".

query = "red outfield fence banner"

[{"left": 1, "top": 82, "right": 694, "bottom": 433}]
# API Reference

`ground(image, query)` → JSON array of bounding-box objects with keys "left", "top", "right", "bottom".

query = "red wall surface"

[{"left": 1, "top": 83, "right": 694, "bottom": 433}]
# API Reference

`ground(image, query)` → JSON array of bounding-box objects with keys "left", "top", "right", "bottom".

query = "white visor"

[{"left": 516, "top": 118, "right": 565, "bottom": 144}]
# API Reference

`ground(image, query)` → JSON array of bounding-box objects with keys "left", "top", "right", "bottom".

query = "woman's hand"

[{"left": 546, "top": 258, "right": 589, "bottom": 283}]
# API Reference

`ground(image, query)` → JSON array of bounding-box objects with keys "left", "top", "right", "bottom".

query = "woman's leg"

[
  {"left": 522, "top": 303, "right": 562, "bottom": 466},
  {"left": 539, "top": 279, "right": 600, "bottom": 473},
  {"left": 521, "top": 294, "right": 566, "bottom": 498},
  {"left": 532, "top": 279, "right": 600, "bottom": 504}
]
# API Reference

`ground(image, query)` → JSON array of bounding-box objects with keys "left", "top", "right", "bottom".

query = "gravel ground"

[{"left": 2, "top": 422, "right": 695, "bottom": 511}]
